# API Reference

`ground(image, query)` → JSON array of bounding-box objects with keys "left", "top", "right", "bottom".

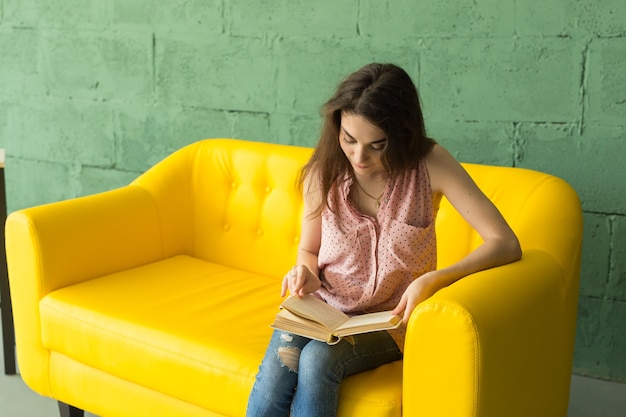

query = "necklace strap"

[{"left": 354, "top": 180, "right": 385, "bottom": 204}]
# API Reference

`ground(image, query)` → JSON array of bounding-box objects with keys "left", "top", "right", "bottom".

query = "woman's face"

[{"left": 339, "top": 113, "right": 387, "bottom": 177}]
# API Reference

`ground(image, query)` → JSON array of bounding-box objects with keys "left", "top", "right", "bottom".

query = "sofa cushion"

[
  {"left": 40, "top": 255, "right": 279, "bottom": 415},
  {"left": 40, "top": 255, "right": 403, "bottom": 416}
]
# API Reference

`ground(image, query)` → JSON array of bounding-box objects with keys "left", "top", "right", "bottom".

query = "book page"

[
  {"left": 280, "top": 295, "right": 349, "bottom": 331},
  {"left": 334, "top": 311, "right": 402, "bottom": 336},
  {"left": 272, "top": 309, "right": 332, "bottom": 343}
]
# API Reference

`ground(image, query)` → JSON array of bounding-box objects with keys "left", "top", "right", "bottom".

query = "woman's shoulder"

[
  {"left": 424, "top": 143, "right": 454, "bottom": 163},
  {"left": 423, "top": 144, "right": 467, "bottom": 194},
  {"left": 301, "top": 165, "right": 325, "bottom": 209},
  {"left": 425, "top": 143, "right": 469, "bottom": 168}
]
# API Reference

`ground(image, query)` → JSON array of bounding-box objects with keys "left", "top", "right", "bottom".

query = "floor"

[{"left": 1, "top": 345, "right": 626, "bottom": 416}]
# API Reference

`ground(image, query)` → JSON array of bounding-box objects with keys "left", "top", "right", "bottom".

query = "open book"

[{"left": 271, "top": 294, "right": 402, "bottom": 345}]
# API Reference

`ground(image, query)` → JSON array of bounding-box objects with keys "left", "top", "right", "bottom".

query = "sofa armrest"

[
  {"left": 6, "top": 185, "right": 169, "bottom": 292},
  {"left": 5, "top": 185, "right": 171, "bottom": 394},
  {"left": 403, "top": 250, "right": 576, "bottom": 417}
]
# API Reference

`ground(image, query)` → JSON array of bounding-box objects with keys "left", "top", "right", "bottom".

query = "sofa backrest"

[
  {"left": 133, "top": 139, "right": 312, "bottom": 279},
  {"left": 437, "top": 163, "right": 582, "bottom": 279},
  {"left": 133, "top": 138, "right": 582, "bottom": 282},
  {"left": 191, "top": 139, "right": 312, "bottom": 278}
]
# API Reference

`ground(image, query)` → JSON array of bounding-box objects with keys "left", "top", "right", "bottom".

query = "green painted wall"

[{"left": 0, "top": 1, "right": 624, "bottom": 381}]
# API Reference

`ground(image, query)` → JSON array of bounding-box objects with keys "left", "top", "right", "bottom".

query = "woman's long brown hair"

[{"left": 300, "top": 63, "right": 436, "bottom": 215}]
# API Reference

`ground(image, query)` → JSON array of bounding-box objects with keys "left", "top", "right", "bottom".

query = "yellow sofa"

[{"left": 6, "top": 138, "right": 583, "bottom": 417}]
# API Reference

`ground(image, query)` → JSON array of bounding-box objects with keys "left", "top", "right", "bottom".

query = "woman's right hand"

[{"left": 281, "top": 265, "right": 321, "bottom": 298}]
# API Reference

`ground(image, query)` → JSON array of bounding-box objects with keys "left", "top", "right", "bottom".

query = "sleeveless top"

[{"left": 315, "top": 159, "right": 439, "bottom": 350}]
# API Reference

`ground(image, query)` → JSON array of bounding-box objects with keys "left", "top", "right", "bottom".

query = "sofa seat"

[{"left": 39, "top": 254, "right": 403, "bottom": 416}]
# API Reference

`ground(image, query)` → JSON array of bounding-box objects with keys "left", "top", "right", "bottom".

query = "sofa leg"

[{"left": 58, "top": 401, "right": 84, "bottom": 417}]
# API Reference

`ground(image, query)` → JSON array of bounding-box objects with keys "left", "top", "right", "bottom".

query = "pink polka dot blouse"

[{"left": 315, "top": 159, "right": 439, "bottom": 350}]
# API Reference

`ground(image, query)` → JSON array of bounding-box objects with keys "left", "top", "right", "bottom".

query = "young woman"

[{"left": 246, "top": 63, "right": 522, "bottom": 417}]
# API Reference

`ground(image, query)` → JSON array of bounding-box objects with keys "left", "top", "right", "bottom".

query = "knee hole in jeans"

[{"left": 277, "top": 346, "right": 301, "bottom": 373}]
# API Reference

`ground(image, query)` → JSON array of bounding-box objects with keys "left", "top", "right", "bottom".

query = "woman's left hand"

[{"left": 392, "top": 272, "right": 440, "bottom": 326}]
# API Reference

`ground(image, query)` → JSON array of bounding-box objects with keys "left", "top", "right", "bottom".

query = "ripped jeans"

[{"left": 246, "top": 329, "right": 402, "bottom": 417}]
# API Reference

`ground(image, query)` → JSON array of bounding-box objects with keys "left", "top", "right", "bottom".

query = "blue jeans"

[{"left": 246, "top": 329, "right": 402, "bottom": 417}]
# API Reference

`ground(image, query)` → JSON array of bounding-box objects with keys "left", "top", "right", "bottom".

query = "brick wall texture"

[{"left": 0, "top": 0, "right": 624, "bottom": 382}]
